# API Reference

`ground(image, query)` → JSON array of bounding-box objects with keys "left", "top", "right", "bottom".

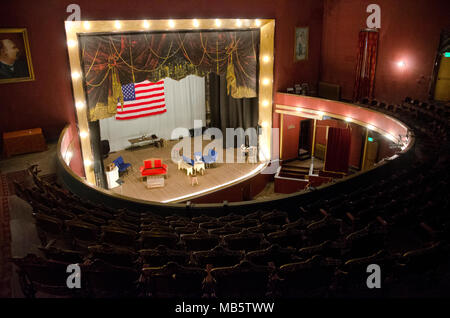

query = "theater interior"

[{"left": 0, "top": 0, "right": 449, "bottom": 303}]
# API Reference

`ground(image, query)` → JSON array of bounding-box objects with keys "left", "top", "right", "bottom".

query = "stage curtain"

[
  {"left": 324, "top": 127, "right": 351, "bottom": 173},
  {"left": 209, "top": 73, "right": 258, "bottom": 148},
  {"left": 99, "top": 75, "right": 205, "bottom": 152},
  {"left": 353, "top": 30, "right": 379, "bottom": 102},
  {"left": 79, "top": 30, "right": 259, "bottom": 121}
]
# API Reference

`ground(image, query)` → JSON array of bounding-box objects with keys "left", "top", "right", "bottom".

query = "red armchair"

[{"left": 140, "top": 158, "right": 168, "bottom": 179}]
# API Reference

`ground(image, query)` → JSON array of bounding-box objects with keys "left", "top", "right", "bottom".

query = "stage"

[{"left": 103, "top": 137, "right": 265, "bottom": 203}]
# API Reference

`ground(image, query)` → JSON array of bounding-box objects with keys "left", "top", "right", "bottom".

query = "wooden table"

[
  {"left": 3, "top": 128, "right": 47, "bottom": 157},
  {"left": 146, "top": 175, "right": 165, "bottom": 188},
  {"left": 128, "top": 135, "right": 162, "bottom": 150}
]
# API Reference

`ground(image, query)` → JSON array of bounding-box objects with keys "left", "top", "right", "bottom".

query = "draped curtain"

[
  {"left": 353, "top": 30, "right": 379, "bottom": 102},
  {"left": 79, "top": 30, "right": 259, "bottom": 121},
  {"left": 324, "top": 127, "right": 351, "bottom": 173},
  {"left": 208, "top": 73, "right": 259, "bottom": 148}
]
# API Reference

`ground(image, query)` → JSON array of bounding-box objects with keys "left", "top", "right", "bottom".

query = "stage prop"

[{"left": 140, "top": 158, "right": 168, "bottom": 179}]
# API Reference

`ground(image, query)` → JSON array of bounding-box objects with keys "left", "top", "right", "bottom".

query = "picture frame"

[
  {"left": 0, "top": 28, "right": 35, "bottom": 84},
  {"left": 294, "top": 27, "right": 309, "bottom": 61}
]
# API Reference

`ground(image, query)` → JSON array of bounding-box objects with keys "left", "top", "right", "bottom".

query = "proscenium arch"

[{"left": 65, "top": 19, "right": 275, "bottom": 185}]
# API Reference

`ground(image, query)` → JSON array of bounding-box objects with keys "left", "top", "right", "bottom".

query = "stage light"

[
  {"left": 168, "top": 20, "right": 175, "bottom": 28},
  {"left": 193, "top": 19, "right": 199, "bottom": 28},
  {"left": 215, "top": 19, "right": 222, "bottom": 27},
  {"left": 80, "top": 131, "right": 89, "bottom": 138},
  {"left": 84, "top": 159, "right": 92, "bottom": 166},
  {"left": 262, "top": 55, "right": 270, "bottom": 63},
  {"left": 83, "top": 21, "right": 90, "bottom": 30},
  {"left": 72, "top": 72, "right": 80, "bottom": 79},
  {"left": 75, "top": 101, "right": 85, "bottom": 110},
  {"left": 397, "top": 60, "right": 406, "bottom": 68},
  {"left": 143, "top": 20, "right": 150, "bottom": 28},
  {"left": 262, "top": 100, "right": 269, "bottom": 107},
  {"left": 345, "top": 117, "right": 352, "bottom": 122},
  {"left": 236, "top": 19, "right": 242, "bottom": 27},
  {"left": 67, "top": 40, "right": 76, "bottom": 48},
  {"left": 255, "top": 19, "right": 261, "bottom": 27},
  {"left": 114, "top": 21, "right": 121, "bottom": 29},
  {"left": 262, "top": 78, "right": 270, "bottom": 85},
  {"left": 367, "top": 124, "right": 375, "bottom": 130}
]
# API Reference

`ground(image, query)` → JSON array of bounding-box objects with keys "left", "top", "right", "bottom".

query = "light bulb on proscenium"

[
  {"left": 83, "top": 21, "right": 90, "bottom": 30},
  {"left": 262, "top": 121, "right": 269, "bottom": 128},
  {"left": 168, "top": 20, "right": 175, "bottom": 28},
  {"left": 80, "top": 131, "right": 89, "bottom": 138},
  {"left": 75, "top": 101, "right": 85, "bottom": 110},
  {"left": 318, "top": 111, "right": 325, "bottom": 116},
  {"left": 296, "top": 107, "right": 303, "bottom": 112},
  {"left": 367, "top": 124, "right": 375, "bottom": 130},
  {"left": 84, "top": 159, "right": 92, "bottom": 166},
  {"left": 193, "top": 19, "right": 199, "bottom": 28},
  {"left": 114, "top": 21, "right": 121, "bottom": 29},
  {"left": 262, "top": 78, "right": 270, "bottom": 85},
  {"left": 345, "top": 117, "right": 352, "bottom": 122},
  {"left": 67, "top": 40, "right": 76, "bottom": 48},
  {"left": 72, "top": 72, "right": 80, "bottom": 79},
  {"left": 143, "top": 20, "right": 150, "bottom": 28},
  {"left": 397, "top": 61, "right": 406, "bottom": 68},
  {"left": 262, "top": 100, "right": 269, "bottom": 107},
  {"left": 215, "top": 19, "right": 221, "bottom": 27},
  {"left": 262, "top": 55, "right": 270, "bottom": 63},
  {"left": 236, "top": 19, "right": 242, "bottom": 27},
  {"left": 255, "top": 19, "right": 261, "bottom": 27}
]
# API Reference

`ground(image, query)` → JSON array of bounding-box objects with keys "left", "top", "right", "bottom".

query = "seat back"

[
  {"left": 153, "top": 158, "right": 162, "bottom": 168},
  {"left": 113, "top": 156, "right": 124, "bottom": 167},
  {"left": 144, "top": 160, "right": 153, "bottom": 169}
]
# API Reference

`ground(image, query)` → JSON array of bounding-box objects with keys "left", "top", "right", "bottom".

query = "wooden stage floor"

[{"left": 103, "top": 137, "right": 262, "bottom": 203}]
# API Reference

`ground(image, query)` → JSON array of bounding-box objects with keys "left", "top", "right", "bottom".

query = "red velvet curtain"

[
  {"left": 324, "top": 127, "right": 351, "bottom": 174},
  {"left": 353, "top": 30, "right": 379, "bottom": 102}
]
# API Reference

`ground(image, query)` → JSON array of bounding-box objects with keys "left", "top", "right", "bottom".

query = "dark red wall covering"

[
  {"left": 0, "top": 0, "right": 324, "bottom": 146},
  {"left": 321, "top": 0, "right": 450, "bottom": 103}
]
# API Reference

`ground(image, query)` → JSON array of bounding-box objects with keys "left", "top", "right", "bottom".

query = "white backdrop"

[{"left": 100, "top": 75, "right": 205, "bottom": 152}]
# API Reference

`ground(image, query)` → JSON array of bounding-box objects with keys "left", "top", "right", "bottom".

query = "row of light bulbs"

[
  {"left": 79, "top": 19, "right": 263, "bottom": 31},
  {"left": 292, "top": 107, "right": 398, "bottom": 142}
]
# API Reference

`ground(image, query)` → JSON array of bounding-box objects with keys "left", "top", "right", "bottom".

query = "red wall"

[
  {"left": 0, "top": 0, "right": 323, "bottom": 149},
  {"left": 321, "top": 0, "right": 450, "bottom": 103}
]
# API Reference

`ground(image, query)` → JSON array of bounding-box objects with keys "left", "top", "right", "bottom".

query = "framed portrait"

[
  {"left": 0, "top": 28, "right": 35, "bottom": 84},
  {"left": 294, "top": 27, "right": 309, "bottom": 61}
]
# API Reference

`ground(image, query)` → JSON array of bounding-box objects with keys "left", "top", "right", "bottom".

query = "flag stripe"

[
  {"left": 118, "top": 98, "right": 165, "bottom": 108},
  {"left": 116, "top": 109, "right": 167, "bottom": 120},
  {"left": 116, "top": 79, "right": 167, "bottom": 120},
  {"left": 116, "top": 104, "right": 166, "bottom": 115}
]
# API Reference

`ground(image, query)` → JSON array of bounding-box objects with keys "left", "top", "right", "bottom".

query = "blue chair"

[
  {"left": 182, "top": 155, "right": 194, "bottom": 166},
  {"left": 202, "top": 149, "right": 217, "bottom": 168},
  {"left": 113, "top": 156, "right": 132, "bottom": 175}
]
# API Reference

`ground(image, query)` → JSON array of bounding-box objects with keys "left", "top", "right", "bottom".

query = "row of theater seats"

[{"left": 11, "top": 98, "right": 450, "bottom": 297}]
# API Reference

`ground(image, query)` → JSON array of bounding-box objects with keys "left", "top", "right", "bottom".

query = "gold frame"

[
  {"left": 0, "top": 28, "right": 35, "bottom": 84},
  {"left": 294, "top": 27, "right": 308, "bottom": 61},
  {"left": 65, "top": 19, "right": 275, "bottom": 185}
]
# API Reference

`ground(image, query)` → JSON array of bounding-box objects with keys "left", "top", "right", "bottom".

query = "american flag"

[{"left": 115, "top": 80, "right": 167, "bottom": 120}]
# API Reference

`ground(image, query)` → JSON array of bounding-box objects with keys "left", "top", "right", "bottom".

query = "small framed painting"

[
  {"left": 294, "top": 27, "right": 309, "bottom": 61},
  {"left": 0, "top": 28, "right": 35, "bottom": 83}
]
